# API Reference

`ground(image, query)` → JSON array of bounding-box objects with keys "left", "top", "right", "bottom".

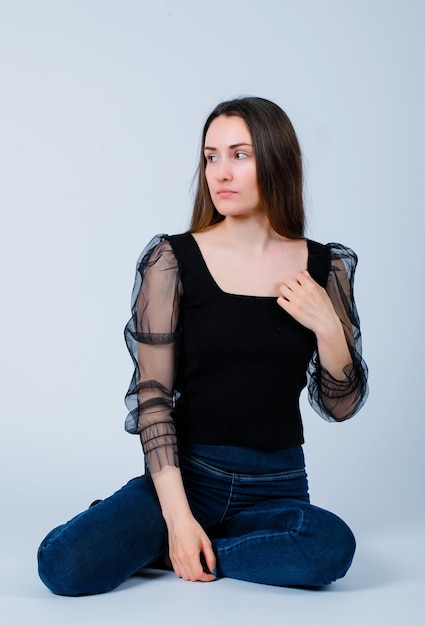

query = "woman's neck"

[{"left": 213, "top": 216, "right": 286, "bottom": 255}]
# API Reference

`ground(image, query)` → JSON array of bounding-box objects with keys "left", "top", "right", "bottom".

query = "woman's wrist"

[
  {"left": 314, "top": 310, "right": 345, "bottom": 345},
  {"left": 162, "top": 501, "right": 193, "bottom": 526},
  {"left": 151, "top": 465, "right": 193, "bottom": 524},
  {"left": 315, "top": 315, "right": 353, "bottom": 380}
]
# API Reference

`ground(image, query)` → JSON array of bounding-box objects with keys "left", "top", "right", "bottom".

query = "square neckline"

[{"left": 187, "top": 232, "right": 313, "bottom": 300}]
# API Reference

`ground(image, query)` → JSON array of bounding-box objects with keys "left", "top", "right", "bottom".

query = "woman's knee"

[
  {"left": 38, "top": 532, "right": 80, "bottom": 596},
  {"left": 37, "top": 483, "right": 167, "bottom": 595},
  {"left": 37, "top": 521, "right": 124, "bottom": 596},
  {"left": 309, "top": 507, "right": 356, "bottom": 585},
  {"left": 38, "top": 531, "right": 101, "bottom": 596}
]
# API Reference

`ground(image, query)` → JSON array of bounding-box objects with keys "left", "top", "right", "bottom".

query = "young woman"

[{"left": 38, "top": 97, "right": 368, "bottom": 595}]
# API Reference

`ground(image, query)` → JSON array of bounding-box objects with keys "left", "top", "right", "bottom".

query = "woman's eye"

[
  {"left": 206, "top": 154, "right": 217, "bottom": 163},
  {"left": 235, "top": 152, "right": 247, "bottom": 160}
]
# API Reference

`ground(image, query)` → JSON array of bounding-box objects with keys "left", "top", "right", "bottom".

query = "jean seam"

[
  {"left": 237, "top": 470, "right": 306, "bottom": 482},
  {"left": 218, "top": 472, "right": 235, "bottom": 524},
  {"left": 216, "top": 529, "right": 295, "bottom": 554},
  {"left": 183, "top": 453, "right": 306, "bottom": 481},
  {"left": 182, "top": 454, "right": 234, "bottom": 478},
  {"left": 216, "top": 507, "right": 306, "bottom": 552}
]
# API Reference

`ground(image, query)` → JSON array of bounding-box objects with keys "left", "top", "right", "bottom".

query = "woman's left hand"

[
  {"left": 278, "top": 269, "right": 355, "bottom": 397},
  {"left": 277, "top": 270, "right": 338, "bottom": 336}
]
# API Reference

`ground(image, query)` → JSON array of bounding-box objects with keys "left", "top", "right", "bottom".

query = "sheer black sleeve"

[
  {"left": 307, "top": 243, "right": 369, "bottom": 421},
  {"left": 124, "top": 235, "right": 182, "bottom": 474}
]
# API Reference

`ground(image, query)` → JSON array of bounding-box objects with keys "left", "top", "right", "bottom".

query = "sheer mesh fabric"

[
  {"left": 124, "top": 235, "right": 182, "bottom": 474},
  {"left": 124, "top": 235, "right": 368, "bottom": 473},
  {"left": 307, "top": 243, "right": 368, "bottom": 421}
]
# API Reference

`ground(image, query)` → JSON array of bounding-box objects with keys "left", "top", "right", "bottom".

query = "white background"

[{"left": 1, "top": 1, "right": 424, "bottom": 624}]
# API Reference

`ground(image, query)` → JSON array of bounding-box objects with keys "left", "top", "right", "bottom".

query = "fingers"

[
  {"left": 166, "top": 515, "right": 216, "bottom": 583},
  {"left": 277, "top": 269, "right": 335, "bottom": 333},
  {"left": 173, "top": 555, "right": 214, "bottom": 582},
  {"left": 281, "top": 275, "right": 300, "bottom": 293},
  {"left": 278, "top": 272, "right": 309, "bottom": 317},
  {"left": 169, "top": 543, "right": 216, "bottom": 582},
  {"left": 201, "top": 536, "right": 217, "bottom": 578},
  {"left": 280, "top": 270, "right": 312, "bottom": 291},
  {"left": 279, "top": 270, "right": 318, "bottom": 302},
  {"left": 169, "top": 547, "right": 199, "bottom": 581}
]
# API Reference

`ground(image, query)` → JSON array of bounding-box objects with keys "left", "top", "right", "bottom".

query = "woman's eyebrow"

[{"left": 204, "top": 142, "right": 253, "bottom": 151}]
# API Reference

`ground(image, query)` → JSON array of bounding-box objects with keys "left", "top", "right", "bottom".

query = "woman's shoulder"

[
  {"left": 133, "top": 233, "right": 183, "bottom": 275},
  {"left": 137, "top": 232, "right": 190, "bottom": 256},
  {"left": 307, "top": 239, "right": 359, "bottom": 285},
  {"left": 307, "top": 239, "right": 358, "bottom": 266},
  {"left": 134, "top": 232, "right": 197, "bottom": 274},
  {"left": 166, "top": 232, "right": 193, "bottom": 245}
]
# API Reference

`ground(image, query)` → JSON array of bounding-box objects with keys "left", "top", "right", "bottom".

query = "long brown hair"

[{"left": 190, "top": 97, "right": 305, "bottom": 238}]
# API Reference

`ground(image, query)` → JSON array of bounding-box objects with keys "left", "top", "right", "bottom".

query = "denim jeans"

[{"left": 37, "top": 445, "right": 355, "bottom": 596}]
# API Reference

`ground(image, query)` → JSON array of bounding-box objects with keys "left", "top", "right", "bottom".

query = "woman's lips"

[{"left": 217, "top": 189, "right": 236, "bottom": 198}]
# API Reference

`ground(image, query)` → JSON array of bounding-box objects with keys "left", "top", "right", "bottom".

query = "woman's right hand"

[
  {"left": 166, "top": 513, "right": 216, "bottom": 582},
  {"left": 151, "top": 465, "right": 216, "bottom": 582}
]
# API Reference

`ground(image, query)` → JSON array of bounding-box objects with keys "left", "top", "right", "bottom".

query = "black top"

[{"left": 124, "top": 233, "right": 368, "bottom": 474}]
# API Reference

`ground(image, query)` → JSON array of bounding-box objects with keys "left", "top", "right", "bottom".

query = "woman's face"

[{"left": 204, "top": 115, "right": 262, "bottom": 218}]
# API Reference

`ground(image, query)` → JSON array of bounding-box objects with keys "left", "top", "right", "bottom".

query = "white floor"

[{"left": 2, "top": 510, "right": 424, "bottom": 626}]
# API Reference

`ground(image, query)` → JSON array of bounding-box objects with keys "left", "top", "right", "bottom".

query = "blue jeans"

[{"left": 37, "top": 445, "right": 355, "bottom": 596}]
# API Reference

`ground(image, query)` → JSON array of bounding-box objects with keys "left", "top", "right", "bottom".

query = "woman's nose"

[{"left": 215, "top": 159, "right": 233, "bottom": 181}]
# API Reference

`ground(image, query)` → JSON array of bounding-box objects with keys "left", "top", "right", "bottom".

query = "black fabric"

[
  {"left": 168, "top": 233, "right": 321, "bottom": 449},
  {"left": 124, "top": 233, "right": 369, "bottom": 474}
]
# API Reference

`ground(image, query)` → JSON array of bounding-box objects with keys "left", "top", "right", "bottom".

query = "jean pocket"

[{"left": 180, "top": 452, "right": 233, "bottom": 479}]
